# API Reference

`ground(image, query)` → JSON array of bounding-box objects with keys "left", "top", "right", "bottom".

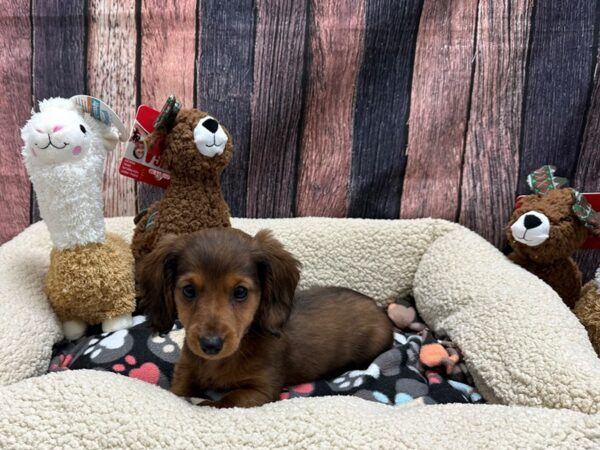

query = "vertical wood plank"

[
  {"left": 246, "top": 0, "right": 307, "bottom": 218},
  {"left": 295, "top": 0, "right": 365, "bottom": 217},
  {"left": 459, "top": 0, "right": 534, "bottom": 246},
  {"left": 517, "top": 0, "right": 596, "bottom": 194},
  {"left": 88, "top": 0, "right": 137, "bottom": 217},
  {"left": 0, "top": 0, "right": 32, "bottom": 243},
  {"left": 197, "top": 0, "right": 254, "bottom": 218},
  {"left": 400, "top": 0, "right": 478, "bottom": 220},
  {"left": 138, "top": 0, "right": 197, "bottom": 211},
  {"left": 31, "top": 0, "right": 86, "bottom": 222},
  {"left": 575, "top": 54, "right": 600, "bottom": 282},
  {"left": 348, "top": 0, "right": 423, "bottom": 219}
]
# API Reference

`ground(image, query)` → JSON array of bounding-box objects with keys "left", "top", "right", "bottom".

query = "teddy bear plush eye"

[{"left": 80, "top": 124, "right": 87, "bottom": 134}]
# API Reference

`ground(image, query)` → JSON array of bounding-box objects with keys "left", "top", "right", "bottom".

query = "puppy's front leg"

[
  {"left": 171, "top": 362, "right": 197, "bottom": 398},
  {"left": 202, "top": 387, "right": 280, "bottom": 408}
]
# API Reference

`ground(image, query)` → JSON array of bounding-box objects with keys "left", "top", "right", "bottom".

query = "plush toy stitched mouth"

[{"left": 39, "top": 135, "right": 69, "bottom": 150}]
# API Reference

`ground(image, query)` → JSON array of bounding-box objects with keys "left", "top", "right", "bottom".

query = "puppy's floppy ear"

[
  {"left": 252, "top": 230, "right": 301, "bottom": 335},
  {"left": 137, "top": 234, "right": 181, "bottom": 334}
]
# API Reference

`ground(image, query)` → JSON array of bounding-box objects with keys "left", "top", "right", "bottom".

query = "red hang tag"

[
  {"left": 118, "top": 105, "right": 171, "bottom": 188},
  {"left": 516, "top": 193, "right": 600, "bottom": 249}
]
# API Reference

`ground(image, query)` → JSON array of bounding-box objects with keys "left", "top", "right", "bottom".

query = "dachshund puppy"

[{"left": 137, "top": 228, "right": 393, "bottom": 408}]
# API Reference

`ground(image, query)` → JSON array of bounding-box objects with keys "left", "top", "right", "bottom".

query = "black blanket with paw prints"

[{"left": 48, "top": 315, "right": 483, "bottom": 407}]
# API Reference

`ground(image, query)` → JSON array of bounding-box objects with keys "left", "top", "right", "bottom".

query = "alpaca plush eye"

[
  {"left": 233, "top": 286, "right": 248, "bottom": 302},
  {"left": 79, "top": 124, "right": 87, "bottom": 134},
  {"left": 182, "top": 284, "right": 196, "bottom": 300}
]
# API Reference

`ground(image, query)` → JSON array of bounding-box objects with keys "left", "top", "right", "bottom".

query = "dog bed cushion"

[
  {"left": 48, "top": 316, "right": 482, "bottom": 406},
  {"left": 1, "top": 217, "right": 600, "bottom": 448}
]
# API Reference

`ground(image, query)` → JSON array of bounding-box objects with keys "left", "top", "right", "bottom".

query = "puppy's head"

[{"left": 137, "top": 228, "right": 300, "bottom": 360}]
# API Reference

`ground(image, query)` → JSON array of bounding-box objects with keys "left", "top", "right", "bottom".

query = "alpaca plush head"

[
  {"left": 506, "top": 166, "right": 600, "bottom": 263},
  {"left": 21, "top": 97, "right": 119, "bottom": 167}
]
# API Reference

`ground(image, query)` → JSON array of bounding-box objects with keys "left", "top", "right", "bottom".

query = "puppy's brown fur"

[{"left": 138, "top": 228, "right": 393, "bottom": 408}]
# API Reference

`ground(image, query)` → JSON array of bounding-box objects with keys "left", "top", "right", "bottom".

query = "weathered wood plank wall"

[
  {"left": 88, "top": 0, "right": 137, "bottom": 217},
  {"left": 0, "top": 1, "right": 31, "bottom": 244},
  {"left": 31, "top": 0, "right": 86, "bottom": 222},
  {"left": 0, "top": 0, "right": 598, "bottom": 278}
]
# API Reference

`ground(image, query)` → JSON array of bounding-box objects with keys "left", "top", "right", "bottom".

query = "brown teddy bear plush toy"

[
  {"left": 506, "top": 165, "right": 600, "bottom": 308},
  {"left": 574, "top": 266, "right": 600, "bottom": 356},
  {"left": 131, "top": 100, "right": 233, "bottom": 263}
]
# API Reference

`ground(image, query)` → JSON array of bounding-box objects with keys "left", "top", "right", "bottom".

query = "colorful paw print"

[
  {"left": 327, "top": 362, "right": 381, "bottom": 392},
  {"left": 49, "top": 353, "right": 73, "bottom": 371},
  {"left": 112, "top": 354, "right": 161, "bottom": 385},
  {"left": 83, "top": 329, "right": 133, "bottom": 363},
  {"left": 280, "top": 383, "right": 315, "bottom": 399}
]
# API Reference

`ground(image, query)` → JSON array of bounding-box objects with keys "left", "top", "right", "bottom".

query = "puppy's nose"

[
  {"left": 523, "top": 214, "right": 542, "bottom": 229},
  {"left": 200, "top": 335, "right": 223, "bottom": 355},
  {"left": 201, "top": 118, "right": 219, "bottom": 133}
]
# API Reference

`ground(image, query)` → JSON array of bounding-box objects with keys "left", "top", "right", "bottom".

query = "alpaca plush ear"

[
  {"left": 99, "top": 125, "right": 120, "bottom": 153},
  {"left": 252, "top": 230, "right": 301, "bottom": 335},
  {"left": 137, "top": 234, "right": 181, "bottom": 334}
]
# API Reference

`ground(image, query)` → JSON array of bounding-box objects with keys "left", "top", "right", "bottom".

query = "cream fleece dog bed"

[{"left": 1, "top": 217, "right": 600, "bottom": 449}]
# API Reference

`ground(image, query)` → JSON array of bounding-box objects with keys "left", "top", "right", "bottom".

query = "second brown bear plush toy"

[
  {"left": 506, "top": 165, "right": 600, "bottom": 308},
  {"left": 131, "top": 100, "right": 233, "bottom": 263}
]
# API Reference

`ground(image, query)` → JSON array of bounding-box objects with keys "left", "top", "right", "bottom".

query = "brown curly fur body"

[
  {"left": 506, "top": 189, "right": 595, "bottom": 308},
  {"left": 45, "top": 233, "right": 135, "bottom": 324},
  {"left": 575, "top": 277, "right": 600, "bottom": 357},
  {"left": 137, "top": 228, "right": 393, "bottom": 408},
  {"left": 131, "top": 109, "right": 233, "bottom": 262}
]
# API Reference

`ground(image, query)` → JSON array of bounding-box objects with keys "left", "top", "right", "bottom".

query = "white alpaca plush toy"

[{"left": 21, "top": 97, "right": 135, "bottom": 340}]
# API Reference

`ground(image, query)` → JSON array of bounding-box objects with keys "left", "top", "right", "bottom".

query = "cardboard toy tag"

[
  {"left": 118, "top": 105, "right": 171, "bottom": 189},
  {"left": 70, "top": 95, "right": 128, "bottom": 142},
  {"left": 516, "top": 193, "right": 600, "bottom": 249}
]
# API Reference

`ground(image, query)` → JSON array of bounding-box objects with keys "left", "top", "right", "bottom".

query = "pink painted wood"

[
  {"left": 88, "top": 0, "right": 137, "bottom": 217},
  {"left": 295, "top": 0, "right": 365, "bottom": 217},
  {"left": 0, "top": 0, "right": 32, "bottom": 243},
  {"left": 138, "top": 0, "right": 197, "bottom": 211},
  {"left": 401, "top": 0, "right": 478, "bottom": 221}
]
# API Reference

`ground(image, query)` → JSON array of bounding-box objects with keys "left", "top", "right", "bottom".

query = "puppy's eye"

[
  {"left": 79, "top": 124, "right": 87, "bottom": 134},
  {"left": 232, "top": 286, "right": 248, "bottom": 302},
  {"left": 181, "top": 284, "right": 196, "bottom": 300}
]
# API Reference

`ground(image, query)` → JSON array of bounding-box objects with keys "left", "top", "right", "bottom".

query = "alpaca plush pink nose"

[{"left": 52, "top": 125, "right": 64, "bottom": 133}]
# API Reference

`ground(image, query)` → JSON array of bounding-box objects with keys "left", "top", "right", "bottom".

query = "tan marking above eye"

[
  {"left": 223, "top": 273, "right": 256, "bottom": 292},
  {"left": 176, "top": 273, "right": 205, "bottom": 291}
]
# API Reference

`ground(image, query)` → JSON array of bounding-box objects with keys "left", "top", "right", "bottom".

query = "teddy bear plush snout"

[
  {"left": 193, "top": 115, "right": 228, "bottom": 158},
  {"left": 510, "top": 210, "right": 550, "bottom": 247}
]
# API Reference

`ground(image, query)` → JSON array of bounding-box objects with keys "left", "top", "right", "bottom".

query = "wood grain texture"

[
  {"left": 88, "top": 0, "right": 137, "bottom": 217},
  {"left": 574, "top": 55, "right": 600, "bottom": 282},
  {"left": 31, "top": 0, "right": 86, "bottom": 222},
  {"left": 138, "top": 0, "right": 197, "bottom": 211},
  {"left": 400, "top": 0, "right": 478, "bottom": 220},
  {"left": 348, "top": 0, "right": 423, "bottom": 218},
  {"left": 197, "top": 0, "right": 254, "bottom": 218},
  {"left": 0, "top": 0, "right": 32, "bottom": 243},
  {"left": 246, "top": 0, "right": 307, "bottom": 218},
  {"left": 459, "top": 0, "right": 533, "bottom": 246},
  {"left": 517, "top": 0, "right": 596, "bottom": 195},
  {"left": 295, "top": 0, "right": 365, "bottom": 217}
]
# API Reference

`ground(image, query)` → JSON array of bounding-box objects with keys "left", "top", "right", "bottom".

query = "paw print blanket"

[{"left": 48, "top": 316, "right": 482, "bottom": 407}]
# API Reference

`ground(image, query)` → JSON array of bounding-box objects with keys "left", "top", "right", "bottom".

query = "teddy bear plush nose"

[
  {"left": 202, "top": 118, "right": 219, "bottom": 133},
  {"left": 523, "top": 214, "right": 542, "bottom": 229}
]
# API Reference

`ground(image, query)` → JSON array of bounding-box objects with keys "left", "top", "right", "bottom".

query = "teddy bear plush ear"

[
  {"left": 571, "top": 191, "right": 600, "bottom": 236},
  {"left": 527, "top": 165, "right": 569, "bottom": 194}
]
